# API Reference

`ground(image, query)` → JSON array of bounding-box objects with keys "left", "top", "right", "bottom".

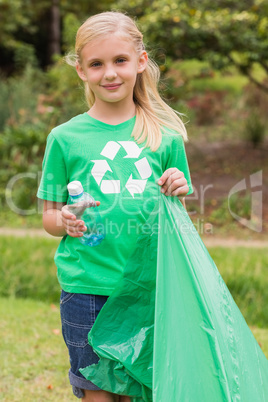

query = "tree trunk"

[{"left": 47, "top": 0, "right": 61, "bottom": 64}]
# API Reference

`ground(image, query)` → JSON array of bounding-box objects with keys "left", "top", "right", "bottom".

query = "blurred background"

[{"left": 1, "top": 1, "right": 268, "bottom": 400}]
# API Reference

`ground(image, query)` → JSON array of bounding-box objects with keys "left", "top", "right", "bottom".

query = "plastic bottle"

[{"left": 67, "top": 181, "right": 105, "bottom": 246}]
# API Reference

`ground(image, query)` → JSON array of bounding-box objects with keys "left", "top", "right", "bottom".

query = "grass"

[
  {"left": 209, "top": 247, "right": 268, "bottom": 327},
  {"left": 0, "top": 296, "right": 267, "bottom": 402},
  {"left": 1, "top": 235, "right": 268, "bottom": 326},
  {"left": 0, "top": 236, "right": 60, "bottom": 302},
  {"left": 0, "top": 297, "right": 73, "bottom": 401},
  {"left": 167, "top": 59, "right": 249, "bottom": 94},
  {"left": 170, "top": 59, "right": 265, "bottom": 94},
  {"left": 0, "top": 208, "right": 43, "bottom": 228},
  {"left": 251, "top": 327, "right": 268, "bottom": 358},
  {"left": 189, "top": 71, "right": 248, "bottom": 94}
]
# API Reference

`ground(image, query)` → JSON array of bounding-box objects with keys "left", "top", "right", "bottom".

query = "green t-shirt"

[{"left": 37, "top": 112, "right": 193, "bottom": 295}]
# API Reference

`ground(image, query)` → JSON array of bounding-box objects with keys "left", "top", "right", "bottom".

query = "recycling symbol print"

[{"left": 91, "top": 141, "right": 152, "bottom": 198}]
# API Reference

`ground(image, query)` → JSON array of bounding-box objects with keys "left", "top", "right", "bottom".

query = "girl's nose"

[{"left": 104, "top": 68, "right": 117, "bottom": 80}]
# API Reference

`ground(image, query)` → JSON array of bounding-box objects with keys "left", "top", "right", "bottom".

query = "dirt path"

[{"left": 0, "top": 228, "right": 267, "bottom": 248}]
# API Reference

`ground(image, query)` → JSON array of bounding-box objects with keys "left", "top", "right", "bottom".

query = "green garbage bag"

[{"left": 80, "top": 195, "right": 268, "bottom": 401}]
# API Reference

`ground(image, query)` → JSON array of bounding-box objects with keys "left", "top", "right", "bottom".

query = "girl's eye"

[
  {"left": 116, "top": 58, "right": 126, "bottom": 64},
  {"left": 91, "top": 61, "right": 102, "bottom": 68}
]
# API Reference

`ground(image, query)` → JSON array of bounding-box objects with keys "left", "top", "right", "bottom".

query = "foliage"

[
  {"left": 0, "top": 65, "right": 46, "bottom": 131},
  {"left": 114, "top": 0, "right": 268, "bottom": 92},
  {"left": 0, "top": 0, "right": 50, "bottom": 69},
  {"left": 186, "top": 91, "right": 226, "bottom": 125},
  {"left": 209, "top": 193, "right": 252, "bottom": 226},
  {"left": 0, "top": 65, "right": 49, "bottom": 211},
  {"left": 46, "top": 55, "right": 86, "bottom": 125},
  {"left": 242, "top": 82, "right": 268, "bottom": 146},
  {"left": 244, "top": 111, "right": 266, "bottom": 147},
  {"left": 1, "top": 123, "right": 47, "bottom": 212},
  {"left": 0, "top": 0, "right": 115, "bottom": 71},
  {"left": 0, "top": 58, "right": 86, "bottom": 213},
  {"left": 1, "top": 0, "right": 267, "bottom": 90}
]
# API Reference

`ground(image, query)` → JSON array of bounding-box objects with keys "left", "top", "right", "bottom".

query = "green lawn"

[
  {"left": 0, "top": 298, "right": 73, "bottom": 401},
  {"left": 1, "top": 235, "right": 268, "bottom": 326},
  {"left": 0, "top": 297, "right": 267, "bottom": 402}
]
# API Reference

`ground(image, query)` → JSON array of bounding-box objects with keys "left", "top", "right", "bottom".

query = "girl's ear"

[
  {"left": 137, "top": 51, "right": 148, "bottom": 74},
  {"left": 76, "top": 62, "right": 87, "bottom": 82}
]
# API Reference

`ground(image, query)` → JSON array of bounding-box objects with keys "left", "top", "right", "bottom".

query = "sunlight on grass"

[
  {"left": 0, "top": 298, "right": 74, "bottom": 401},
  {"left": 170, "top": 59, "right": 250, "bottom": 94},
  {"left": 251, "top": 327, "right": 268, "bottom": 359},
  {"left": 189, "top": 73, "right": 248, "bottom": 94},
  {"left": 1, "top": 236, "right": 268, "bottom": 327},
  {"left": 0, "top": 208, "right": 43, "bottom": 229},
  {"left": 0, "top": 236, "right": 60, "bottom": 302},
  {"left": 210, "top": 247, "right": 268, "bottom": 328}
]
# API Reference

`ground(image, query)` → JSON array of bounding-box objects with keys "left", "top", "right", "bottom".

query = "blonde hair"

[{"left": 67, "top": 11, "right": 188, "bottom": 151}]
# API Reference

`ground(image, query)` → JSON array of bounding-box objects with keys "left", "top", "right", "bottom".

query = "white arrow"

[
  {"left": 118, "top": 141, "right": 144, "bottom": 158},
  {"left": 100, "top": 141, "right": 121, "bottom": 160},
  {"left": 125, "top": 174, "right": 147, "bottom": 198},
  {"left": 101, "top": 180, "right": 120, "bottom": 194},
  {"left": 135, "top": 157, "right": 152, "bottom": 179},
  {"left": 91, "top": 160, "right": 112, "bottom": 185}
]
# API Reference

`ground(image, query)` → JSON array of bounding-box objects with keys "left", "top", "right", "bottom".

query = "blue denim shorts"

[{"left": 60, "top": 290, "right": 108, "bottom": 398}]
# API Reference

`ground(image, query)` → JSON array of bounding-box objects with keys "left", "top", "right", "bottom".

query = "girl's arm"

[{"left": 42, "top": 200, "right": 87, "bottom": 238}]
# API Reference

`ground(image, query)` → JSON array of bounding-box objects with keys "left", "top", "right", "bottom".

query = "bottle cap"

[{"left": 67, "top": 181, "right": 84, "bottom": 196}]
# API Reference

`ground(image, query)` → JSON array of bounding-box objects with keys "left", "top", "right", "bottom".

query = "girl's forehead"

[{"left": 81, "top": 33, "right": 136, "bottom": 57}]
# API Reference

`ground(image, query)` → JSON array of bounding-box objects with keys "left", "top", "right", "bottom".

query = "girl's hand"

[
  {"left": 61, "top": 201, "right": 100, "bottom": 238},
  {"left": 158, "top": 168, "right": 189, "bottom": 198}
]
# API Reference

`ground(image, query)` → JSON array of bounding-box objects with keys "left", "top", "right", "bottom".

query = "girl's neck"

[{"left": 88, "top": 99, "right": 136, "bottom": 125}]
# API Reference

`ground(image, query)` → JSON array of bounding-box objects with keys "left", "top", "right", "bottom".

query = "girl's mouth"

[{"left": 102, "top": 84, "right": 122, "bottom": 90}]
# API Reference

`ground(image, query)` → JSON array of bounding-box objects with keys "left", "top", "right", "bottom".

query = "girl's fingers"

[
  {"left": 170, "top": 185, "right": 189, "bottom": 197},
  {"left": 61, "top": 205, "right": 76, "bottom": 220},
  {"left": 65, "top": 223, "right": 86, "bottom": 237},
  {"left": 158, "top": 168, "right": 178, "bottom": 186},
  {"left": 162, "top": 177, "right": 187, "bottom": 195},
  {"left": 61, "top": 209, "right": 86, "bottom": 236},
  {"left": 61, "top": 201, "right": 100, "bottom": 237},
  {"left": 66, "top": 223, "right": 86, "bottom": 232},
  {"left": 66, "top": 229, "right": 85, "bottom": 238},
  {"left": 62, "top": 216, "right": 83, "bottom": 227}
]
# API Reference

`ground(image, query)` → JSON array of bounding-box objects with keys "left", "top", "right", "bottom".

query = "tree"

[
  {"left": 114, "top": 0, "right": 268, "bottom": 92},
  {"left": 47, "top": 0, "right": 61, "bottom": 64},
  {"left": 0, "top": 0, "right": 114, "bottom": 72}
]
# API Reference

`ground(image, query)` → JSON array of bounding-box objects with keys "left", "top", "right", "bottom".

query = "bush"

[
  {"left": 186, "top": 91, "right": 227, "bottom": 125},
  {"left": 242, "top": 82, "right": 268, "bottom": 146},
  {"left": 0, "top": 58, "right": 85, "bottom": 213},
  {"left": 209, "top": 193, "right": 252, "bottom": 227},
  {"left": 0, "top": 65, "right": 47, "bottom": 131},
  {"left": 244, "top": 111, "right": 266, "bottom": 147},
  {"left": 45, "top": 55, "right": 86, "bottom": 125},
  {"left": 0, "top": 122, "right": 48, "bottom": 211}
]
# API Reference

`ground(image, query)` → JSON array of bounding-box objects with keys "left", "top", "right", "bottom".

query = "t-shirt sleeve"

[
  {"left": 37, "top": 133, "right": 68, "bottom": 202},
  {"left": 164, "top": 134, "right": 194, "bottom": 196}
]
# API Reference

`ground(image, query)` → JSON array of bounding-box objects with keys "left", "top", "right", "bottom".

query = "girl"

[{"left": 37, "top": 11, "right": 193, "bottom": 402}]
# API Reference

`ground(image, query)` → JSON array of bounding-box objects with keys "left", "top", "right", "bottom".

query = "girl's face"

[{"left": 76, "top": 34, "right": 148, "bottom": 107}]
